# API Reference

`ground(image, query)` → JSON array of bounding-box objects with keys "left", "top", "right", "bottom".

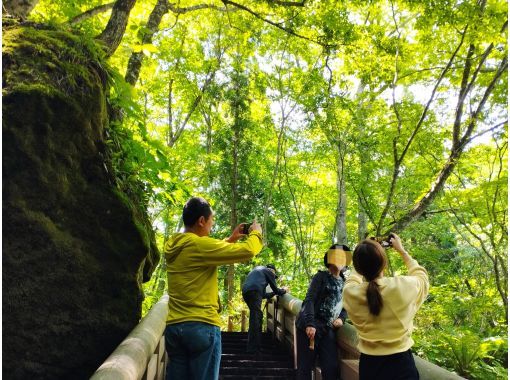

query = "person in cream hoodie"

[{"left": 343, "top": 234, "right": 429, "bottom": 380}]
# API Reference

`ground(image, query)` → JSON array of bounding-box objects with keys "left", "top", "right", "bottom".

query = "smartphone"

[{"left": 241, "top": 223, "right": 250, "bottom": 235}]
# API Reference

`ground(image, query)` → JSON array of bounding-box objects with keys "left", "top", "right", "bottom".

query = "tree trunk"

[
  {"left": 388, "top": 16, "right": 507, "bottom": 234},
  {"left": 335, "top": 144, "right": 347, "bottom": 245},
  {"left": 97, "top": 0, "right": 137, "bottom": 58},
  {"left": 356, "top": 138, "right": 369, "bottom": 241},
  {"left": 262, "top": 117, "right": 286, "bottom": 244},
  {"left": 392, "top": 148, "right": 461, "bottom": 231},
  {"left": 125, "top": 0, "right": 169, "bottom": 85},
  {"left": 201, "top": 107, "right": 214, "bottom": 183},
  {"left": 391, "top": 55, "right": 507, "bottom": 233},
  {"left": 227, "top": 99, "right": 241, "bottom": 305},
  {"left": 3, "top": 0, "right": 38, "bottom": 18},
  {"left": 279, "top": 154, "right": 312, "bottom": 280},
  {"left": 357, "top": 196, "right": 368, "bottom": 241}
]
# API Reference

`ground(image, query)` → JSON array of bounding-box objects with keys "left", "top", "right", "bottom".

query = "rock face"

[
  {"left": 3, "top": 22, "right": 159, "bottom": 379},
  {"left": 3, "top": 0, "right": 38, "bottom": 19}
]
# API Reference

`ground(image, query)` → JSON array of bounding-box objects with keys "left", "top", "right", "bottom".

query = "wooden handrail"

[
  {"left": 267, "top": 293, "right": 465, "bottom": 380},
  {"left": 91, "top": 291, "right": 465, "bottom": 380},
  {"left": 91, "top": 295, "right": 169, "bottom": 380}
]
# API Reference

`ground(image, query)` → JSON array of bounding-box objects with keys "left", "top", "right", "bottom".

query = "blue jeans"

[{"left": 165, "top": 322, "right": 221, "bottom": 380}]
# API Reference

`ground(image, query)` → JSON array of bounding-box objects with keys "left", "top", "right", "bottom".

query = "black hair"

[
  {"left": 353, "top": 240, "right": 386, "bottom": 316},
  {"left": 266, "top": 264, "right": 278, "bottom": 278},
  {"left": 323, "top": 243, "right": 351, "bottom": 268},
  {"left": 182, "top": 197, "right": 212, "bottom": 227}
]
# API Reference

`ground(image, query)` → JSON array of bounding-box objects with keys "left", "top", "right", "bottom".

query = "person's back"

[
  {"left": 343, "top": 234, "right": 429, "bottom": 380},
  {"left": 242, "top": 265, "right": 274, "bottom": 295},
  {"left": 166, "top": 232, "right": 262, "bottom": 326},
  {"left": 343, "top": 265, "right": 428, "bottom": 354},
  {"left": 242, "top": 264, "right": 286, "bottom": 354}
]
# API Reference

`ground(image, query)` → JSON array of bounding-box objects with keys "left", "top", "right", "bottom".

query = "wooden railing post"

[
  {"left": 241, "top": 310, "right": 247, "bottom": 332},
  {"left": 273, "top": 297, "right": 278, "bottom": 341},
  {"left": 268, "top": 299, "right": 275, "bottom": 334},
  {"left": 278, "top": 298, "right": 285, "bottom": 343},
  {"left": 293, "top": 323, "right": 298, "bottom": 370}
]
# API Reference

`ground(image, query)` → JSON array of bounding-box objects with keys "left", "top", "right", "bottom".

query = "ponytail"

[
  {"left": 353, "top": 239, "right": 387, "bottom": 316},
  {"left": 366, "top": 279, "right": 383, "bottom": 316}
]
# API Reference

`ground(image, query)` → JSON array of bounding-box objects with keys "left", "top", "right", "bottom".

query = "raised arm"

[
  {"left": 198, "top": 231, "right": 263, "bottom": 265},
  {"left": 390, "top": 233, "right": 429, "bottom": 306}
]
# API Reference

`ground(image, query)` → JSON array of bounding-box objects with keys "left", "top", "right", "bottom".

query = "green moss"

[
  {"left": 3, "top": 19, "right": 159, "bottom": 281},
  {"left": 112, "top": 187, "right": 151, "bottom": 249},
  {"left": 3, "top": 20, "right": 160, "bottom": 378},
  {"left": 2, "top": 21, "right": 108, "bottom": 101}
]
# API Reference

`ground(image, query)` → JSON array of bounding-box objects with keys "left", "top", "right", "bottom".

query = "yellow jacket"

[
  {"left": 164, "top": 230, "right": 263, "bottom": 326},
  {"left": 343, "top": 258, "right": 429, "bottom": 355}
]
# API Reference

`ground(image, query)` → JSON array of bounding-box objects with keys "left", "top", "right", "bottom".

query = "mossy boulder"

[{"left": 2, "top": 21, "right": 159, "bottom": 379}]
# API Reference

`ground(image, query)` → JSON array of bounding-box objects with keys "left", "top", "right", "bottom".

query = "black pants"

[
  {"left": 295, "top": 325, "right": 338, "bottom": 380},
  {"left": 359, "top": 349, "right": 419, "bottom": 380},
  {"left": 243, "top": 290, "right": 263, "bottom": 353}
]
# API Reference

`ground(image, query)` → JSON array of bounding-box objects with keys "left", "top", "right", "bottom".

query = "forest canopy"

[{"left": 8, "top": 0, "right": 507, "bottom": 378}]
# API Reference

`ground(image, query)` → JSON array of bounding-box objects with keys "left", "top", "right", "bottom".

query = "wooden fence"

[
  {"left": 90, "top": 295, "right": 169, "bottom": 380},
  {"left": 91, "top": 292, "right": 467, "bottom": 380},
  {"left": 267, "top": 293, "right": 466, "bottom": 380}
]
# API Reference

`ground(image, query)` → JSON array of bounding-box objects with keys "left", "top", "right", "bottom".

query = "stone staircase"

[{"left": 220, "top": 332, "right": 295, "bottom": 380}]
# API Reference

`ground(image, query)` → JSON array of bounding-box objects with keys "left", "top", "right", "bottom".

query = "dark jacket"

[
  {"left": 296, "top": 270, "right": 347, "bottom": 334},
  {"left": 242, "top": 266, "right": 286, "bottom": 299}
]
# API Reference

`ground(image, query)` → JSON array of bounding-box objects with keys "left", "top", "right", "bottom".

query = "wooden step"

[
  {"left": 220, "top": 332, "right": 295, "bottom": 379},
  {"left": 221, "top": 359, "right": 293, "bottom": 368},
  {"left": 221, "top": 352, "right": 292, "bottom": 361},
  {"left": 220, "top": 366, "right": 295, "bottom": 376},
  {"left": 220, "top": 376, "right": 294, "bottom": 380}
]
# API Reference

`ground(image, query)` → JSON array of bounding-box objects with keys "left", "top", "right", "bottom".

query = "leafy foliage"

[{"left": 26, "top": 0, "right": 507, "bottom": 377}]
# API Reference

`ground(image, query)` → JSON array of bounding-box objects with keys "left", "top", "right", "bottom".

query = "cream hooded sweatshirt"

[{"left": 343, "top": 258, "right": 429, "bottom": 355}]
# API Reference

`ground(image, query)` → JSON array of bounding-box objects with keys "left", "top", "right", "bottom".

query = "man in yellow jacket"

[{"left": 164, "top": 197, "right": 263, "bottom": 380}]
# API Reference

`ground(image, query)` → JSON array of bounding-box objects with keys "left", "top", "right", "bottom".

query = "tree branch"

[
  {"left": 68, "top": 2, "right": 115, "bottom": 25},
  {"left": 453, "top": 42, "right": 475, "bottom": 146},
  {"left": 266, "top": 0, "right": 305, "bottom": 6},
  {"left": 401, "top": 26, "right": 467, "bottom": 164},
  {"left": 168, "top": 2, "right": 227, "bottom": 13},
  {"left": 167, "top": 33, "right": 187, "bottom": 146},
  {"left": 377, "top": 1, "right": 402, "bottom": 235},
  {"left": 96, "top": 0, "right": 137, "bottom": 57},
  {"left": 385, "top": 22, "right": 507, "bottom": 233},
  {"left": 221, "top": 0, "right": 331, "bottom": 48},
  {"left": 458, "top": 56, "right": 508, "bottom": 148},
  {"left": 168, "top": 36, "right": 226, "bottom": 147},
  {"left": 464, "top": 121, "right": 507, "bottom": 145}
]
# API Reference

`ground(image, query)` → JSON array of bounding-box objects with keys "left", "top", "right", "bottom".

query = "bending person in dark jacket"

[
  {"left": 242, "top": 264, "right": 287, "bottom": 354},
  {"left": 295, "top": 244, "right": 351, "bottom": 380}
]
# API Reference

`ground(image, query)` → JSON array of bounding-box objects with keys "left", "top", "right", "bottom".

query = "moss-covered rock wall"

[{"left": 2, "top": 21, "right": 159, "bottom": 379}]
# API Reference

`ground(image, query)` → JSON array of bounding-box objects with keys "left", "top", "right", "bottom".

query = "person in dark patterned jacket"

[{"left": 295, "top": 244, "right": 351, "bottom": 380}]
